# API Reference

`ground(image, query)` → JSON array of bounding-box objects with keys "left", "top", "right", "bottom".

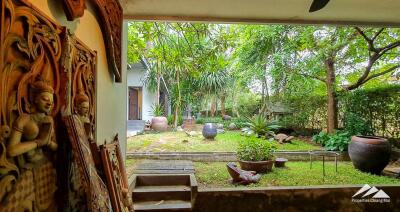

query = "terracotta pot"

[
  {"left": 348, "top": 135, "right": 391, "bottom": 175},
  {"left": 202, "top": 123, "right": 217, "bottom": 139},
  {"left": 151, "top": 116, "right": 168, "bottom": 131},
  {"left": 239, "top": 160, "right": 274, "bottom": 173}
]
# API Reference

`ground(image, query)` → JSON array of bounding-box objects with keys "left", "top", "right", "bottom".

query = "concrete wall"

[
  {"left": 30, "top": 0, "right": 127, "bottom": 154},
  {"left": 194, "top": 185, "right": 400, "bottom": 212},
  {"left": 127, "top": 66, "right": 157, "bottom": 122}
]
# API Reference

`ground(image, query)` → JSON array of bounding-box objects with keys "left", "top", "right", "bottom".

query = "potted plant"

[
  {"left": 150, "top": 104, "right": 168, "bottom": 131},
  {"left": 237, "top": 136, "right": 276, "bottom": 173}
]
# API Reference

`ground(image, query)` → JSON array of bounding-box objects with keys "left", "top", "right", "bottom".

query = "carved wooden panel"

[
  {"left": 60, "top": 30, "right": 103, "bottom": 210},
  {"left": 0, "top": 0, "right": 64, "bottom": 211},
  {"left": 64, "top": 115, "right": 110, "bottom": 211},
  {"left": 100, "top": 135, "right": 133, "bottom": 212},
  {"left": 62, "top": 0, "right": 86, "bottom": 21},
  {"left": 91, "top": 0, "right": 123, "bottom": 82}
]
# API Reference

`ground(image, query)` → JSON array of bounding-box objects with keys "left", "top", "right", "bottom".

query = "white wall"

[
  {"left": 127, "top": 68, "right": 157, "bottom": 122},
  {"left": 30, "top": 0, "right": 127, "bottom": 154}
]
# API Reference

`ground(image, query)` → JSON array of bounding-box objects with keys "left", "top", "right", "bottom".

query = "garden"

[{"left": 126, "top": 22, "right": 400, "bottom": 188}]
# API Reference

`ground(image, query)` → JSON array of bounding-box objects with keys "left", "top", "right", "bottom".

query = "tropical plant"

[
  {"left": 237, "top": 136, "right": 276, "bottom": 161},
  {"left": 312, "top": 131, "right": 330, "bottom": 146},
  {"left": 312, "top": 130, "right": 351, "bottom": 151},
  {"left": 242, "top": 114, "right": 281, "bottom": 138},
  {"left": 151, "top": 104, "right": 164, "bottom": 117}
]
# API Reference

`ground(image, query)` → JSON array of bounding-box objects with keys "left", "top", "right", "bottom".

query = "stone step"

[
  {"left": 134, "top": 200, "right": 192, "bottom": 211},
  {"left": 132, "top": 185, "right": 191, "bottom": 202}
]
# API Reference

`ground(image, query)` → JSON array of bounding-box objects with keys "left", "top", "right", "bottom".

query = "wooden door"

[{"left": 129, "top": 88, "right": 139, "bottom": 120}]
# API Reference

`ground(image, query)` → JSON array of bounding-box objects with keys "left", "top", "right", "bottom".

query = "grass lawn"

[
  {"left": 127, "top": 131, "right": 321, "bottom": 152},
  {"left": 194, "top": 162, "right": 400, "bottom": 188}
]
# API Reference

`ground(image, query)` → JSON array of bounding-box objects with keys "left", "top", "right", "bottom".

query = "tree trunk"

[
  {"left": 174, "top": 69, "right": 181, "bottom": 128},
  {"left": 221, "top": 95, "right": 226, "bottom": 116},
  {"left": 326, "top": 59, "right": 338, "bottom": 134},
  {"left": 156, "top": 73, "right": 160, "bottom": 105},
  {"left": 210, "top": 98, "right": 216, "bottom": 117},
  {"left": 231, "top": 82, "right": 240, "bottom": 117}
]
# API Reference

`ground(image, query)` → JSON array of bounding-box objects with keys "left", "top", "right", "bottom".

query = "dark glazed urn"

[
  {"left": 202, "top": 123, "right": 217, "bottom": 139},
  {"left": 348, "top": 135, "right": 391, "bottom": 175}
]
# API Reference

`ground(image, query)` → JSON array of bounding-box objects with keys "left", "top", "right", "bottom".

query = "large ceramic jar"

[
  {"left": 348, "top": 135, "right": 391, "bottom": 175},
  {"left": 202, "top": 123, "right": 217, "bottom": 139},
  {"left": 151, "top": 116, "right": 168, "bottom": 131}
]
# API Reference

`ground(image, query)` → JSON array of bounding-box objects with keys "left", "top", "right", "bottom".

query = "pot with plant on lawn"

[
  {"left": 151, "top": 104, "right": 168, "bottom": 131},
  {"left": 237, "top": 136, "right": 276, "bottom": 173}
]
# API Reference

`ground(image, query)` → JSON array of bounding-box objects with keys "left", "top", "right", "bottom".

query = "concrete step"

[
  {"left": 134, "top": 200, "right": 192, "bottom": 211},
  {"left": 132, "top": 185, "right": 191, "bottom": 202}
]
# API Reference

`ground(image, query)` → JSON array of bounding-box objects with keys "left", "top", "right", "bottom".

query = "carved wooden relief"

[
  {"left": 64, "top": 115, "right": 110, "bottom": 211},
  {"left": 100, "top": 135, "right": 134, "bottom": 212},
  {"left": 0, "top": 0, "right": 64, "bottom": 210},
  {"left": 61, "top": 30, "right": 103, "bottom": 211},
  {"left": 1, "top": 0, "right": 123, "bottom": 211},
  {"left": 62, "top": 0, "right": 86, "bottom": 21},
  {"left": 91, "top": 0, "right": 123, "bottom": 82}
]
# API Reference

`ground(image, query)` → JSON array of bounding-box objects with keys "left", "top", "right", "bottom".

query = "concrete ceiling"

[{"left": 122, "top": 0, "right": 400, "bottom": 26}]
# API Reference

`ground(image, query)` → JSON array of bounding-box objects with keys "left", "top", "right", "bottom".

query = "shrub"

[
  {"left": 237, "top": 136, "right": 276, "bottom": 161},
  {"left": 343, "top": 112, "right": 373, "bottom": 136},
  {"left": 312, "top": 131, "right": 329, "bottom": 146},
  {"left": 312, "top": 130, "right": 351, "bottom": 151},
  {"left": 167, "top": 114, "right": 183, "bottom": 126},
  {"left": 243, "top": 114, "right": 281, "bottom": 138},
  {"left": 151, "top": 104, "right": 164, "bottom": 116}
]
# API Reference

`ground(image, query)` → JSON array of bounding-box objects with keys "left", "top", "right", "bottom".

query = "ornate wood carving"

[
  {"left": 91, "top": 0, "right": 123, "bottom": 82},
  {"left": 100, "top": 134, "right": 134, "bottom": 212},
  {"left": 0, "top": 0, "right": 64, "bottom": 210},
  {"left": 1, "top": 0, "right": 123, "bottom": 211},
  {"left": 64, "top": 115, "right": 110, "bottom": 211},
  {"left": 62, "top": 0, "right": 86, "bottom": 21}
]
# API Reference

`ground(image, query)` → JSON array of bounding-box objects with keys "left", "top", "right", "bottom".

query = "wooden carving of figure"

[
  {"left": 2, "top": 80, "right": 58, "bottom": 211},
  {"left": 74, "top": 92, "right": 93, "bottom": 141}
]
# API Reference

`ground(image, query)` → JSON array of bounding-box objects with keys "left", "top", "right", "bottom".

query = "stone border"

[
  {"left": 193, "top": 185, "right": 400, "bottom": 211},
  {"left": 126, "top": 151, "right": 351, "bottom": 162}
]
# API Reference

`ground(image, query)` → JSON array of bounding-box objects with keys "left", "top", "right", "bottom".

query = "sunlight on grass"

[
  {"left": 127, "top": 131, "right": 321, "bottom": 152},
  {"left": 194, "top": 162, "right": 400, "bottom": 188}
]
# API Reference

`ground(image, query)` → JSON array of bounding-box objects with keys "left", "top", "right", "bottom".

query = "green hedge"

[{"left": 282, "top": 85, "right": 400, "bottom": 140}]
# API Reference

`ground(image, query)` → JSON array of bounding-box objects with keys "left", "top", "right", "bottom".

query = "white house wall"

[{"left": 127, "top": 67, "right": 157, "bottom": 122}]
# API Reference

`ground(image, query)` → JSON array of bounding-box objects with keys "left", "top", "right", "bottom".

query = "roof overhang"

[{"left": 122, "top": 0, "right": 400, "bottom": 26}]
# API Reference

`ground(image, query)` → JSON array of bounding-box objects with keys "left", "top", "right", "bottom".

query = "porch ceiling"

[{"left": 122, "top": 0, "right": 400, "bottom": 26}]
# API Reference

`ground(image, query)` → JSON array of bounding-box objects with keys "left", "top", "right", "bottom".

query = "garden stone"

[
  {"left": 176, "top": 126, "right": 184, "bottom": 132},
  {"left": 217, "top": 129, "right": 225, "bottom": 134},
  {"left": 228, "top": 123, "right": 237, "bottom": 130},
  {"left": 185, "top": 130, "right": 198, "bottom": 137},
  {"left": 222, "top": 115, "right": 232, "bottom": 121},
  {"left": 217, "top": 123, "right": 224, "bottom": 129},
  {"left": 274, "top": 133, "right": 294, "bottom": 144}
]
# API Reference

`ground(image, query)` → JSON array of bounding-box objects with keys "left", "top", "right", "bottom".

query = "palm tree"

[{"left": 198, "top": 69, "right": 230, "bottom": 117}]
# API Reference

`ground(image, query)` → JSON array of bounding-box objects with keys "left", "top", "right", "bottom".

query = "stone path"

[
  {"left": 127, "top": 120, "right": 145, "bottom": 137},
  {"left": 132, "top": 160, "right": 195, "bottom": 174}
]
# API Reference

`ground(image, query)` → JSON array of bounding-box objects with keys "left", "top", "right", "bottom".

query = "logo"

[{"left": 352, "top": 184, "right": 390, "bottom": 203}]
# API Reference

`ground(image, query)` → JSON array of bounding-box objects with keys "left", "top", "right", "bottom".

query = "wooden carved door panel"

[{"left": 129, "top": 88, "right": 139, "bottom": 120}]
